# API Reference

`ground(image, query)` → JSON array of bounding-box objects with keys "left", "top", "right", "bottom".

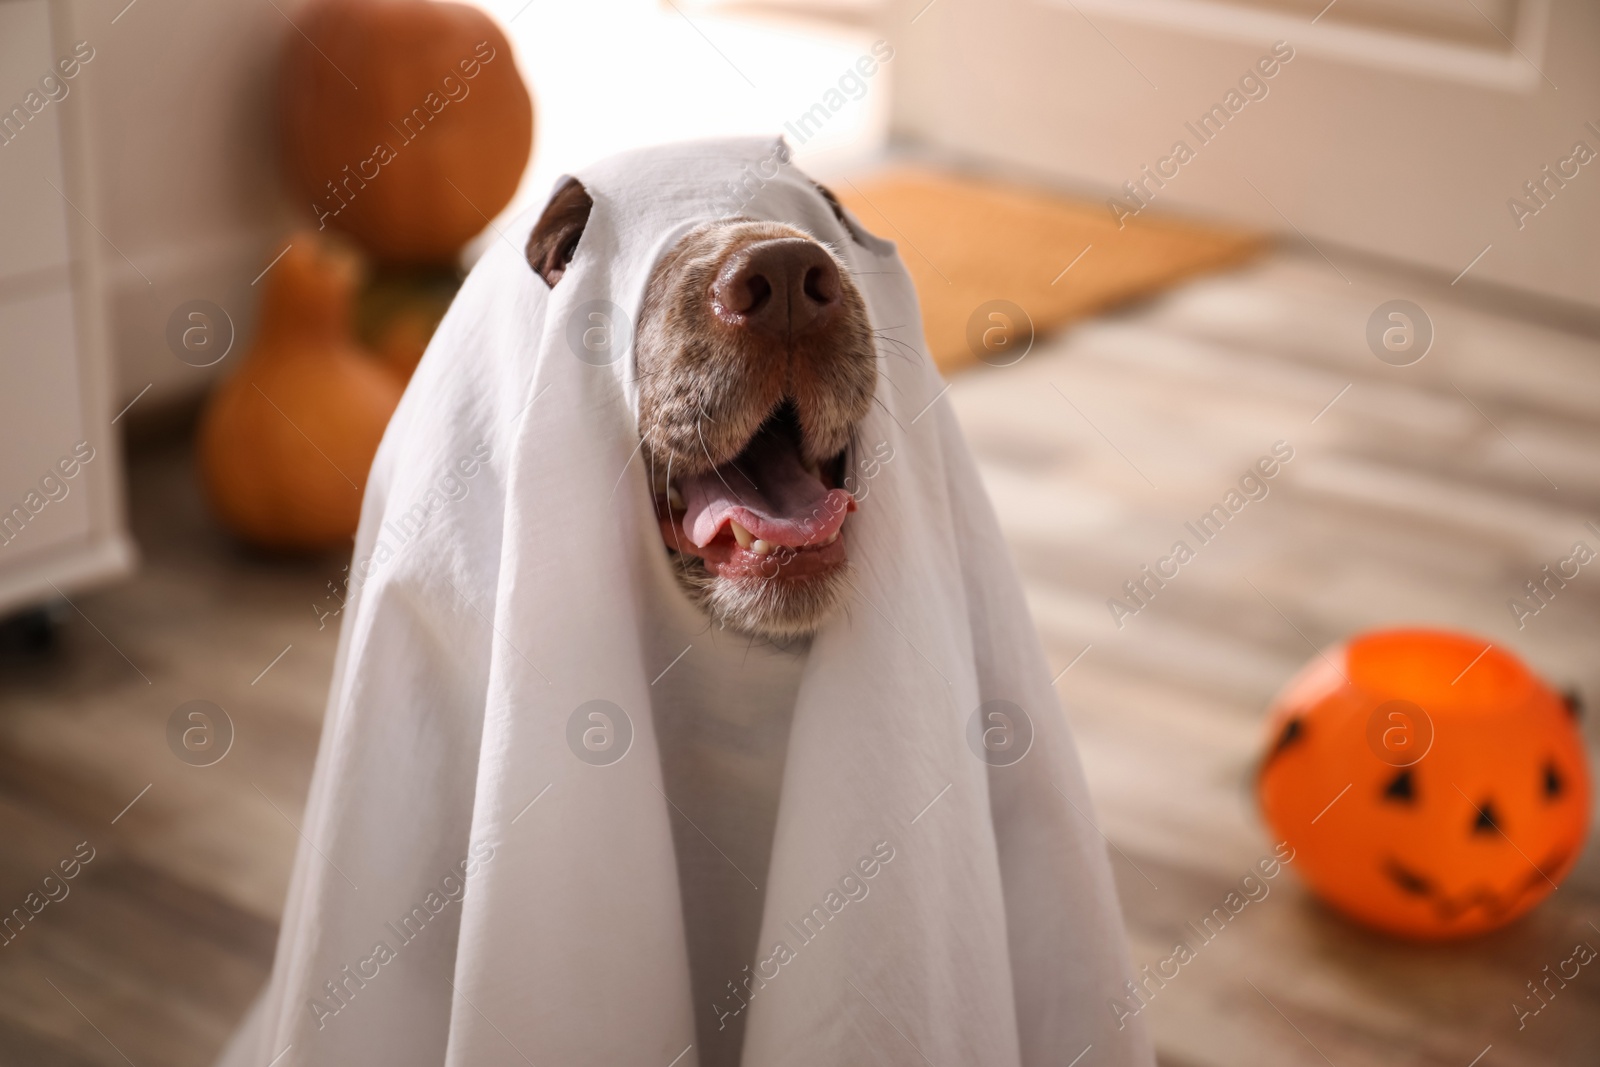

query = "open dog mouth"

[
  {"left": 529, "top": 181, "right": 877, "bottom": 637},
  {"left": 655, "top": 401, "right": 856, "bottom": 581}
]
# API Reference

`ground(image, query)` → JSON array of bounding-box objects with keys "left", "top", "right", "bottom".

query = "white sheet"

[{"left": 218, "top": 137, "right": 1154, "bottom": 1067}]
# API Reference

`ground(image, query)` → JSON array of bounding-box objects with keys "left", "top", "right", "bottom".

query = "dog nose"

[{"left": 711, "top": 238, "right": 841, "bottom": 338}]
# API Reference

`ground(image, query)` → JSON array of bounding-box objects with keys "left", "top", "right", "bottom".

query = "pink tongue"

[{"left": 680, "top": 434, "right": 854, "bottom": 549}]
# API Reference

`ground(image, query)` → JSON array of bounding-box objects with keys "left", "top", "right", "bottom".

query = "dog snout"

[{"left": 711, "top": 238, "right": 841, "bottom": 338}]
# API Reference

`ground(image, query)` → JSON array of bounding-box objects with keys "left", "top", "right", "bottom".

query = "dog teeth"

[
  {"left": 822, "top": 530, "right": 839, "bottom": 546},
  {"left": 752, "top": 539, "right": 772, "bottom": 556},
  {"left": 667, "top": 485, "right": 683, "bottom": 510},
  {"left": 730, "top": 521, "right": 754, "bottom": 548}
]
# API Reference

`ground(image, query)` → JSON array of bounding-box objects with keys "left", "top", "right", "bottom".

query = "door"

[{"left": 888, "top": 0, "right": 1600, "bottom": 310}]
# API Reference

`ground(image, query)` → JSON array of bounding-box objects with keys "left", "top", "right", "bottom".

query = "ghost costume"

[{"left": 217, "top": 138, "right": 1155, "bottom": 1067}]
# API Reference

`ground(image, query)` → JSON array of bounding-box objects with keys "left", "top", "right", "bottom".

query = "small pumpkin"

[
  {"left": 1258, "top": 628, "right": 1590, "bottom": 940},
  {"left": 356, "top": 265, "right": 461, "bottom": 383},
  {"left": 279, "top": 0, "right": 534, "bottom": 265},
  {"left": 198, "top": 234, "right": 403, "bottom": 550}
]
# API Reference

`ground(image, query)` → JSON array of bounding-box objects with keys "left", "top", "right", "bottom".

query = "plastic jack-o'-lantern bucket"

[{"left": 1258, "top": 628, "right": 1591, "bottom": 940}]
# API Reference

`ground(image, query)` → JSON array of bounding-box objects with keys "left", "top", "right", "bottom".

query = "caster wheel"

[{"left": 0, "top": 603, "right": 64, "bottom": 655}]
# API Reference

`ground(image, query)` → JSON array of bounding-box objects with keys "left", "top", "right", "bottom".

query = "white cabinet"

[{"left": 0, "top": 0, "right": 134, "bottom": 613}]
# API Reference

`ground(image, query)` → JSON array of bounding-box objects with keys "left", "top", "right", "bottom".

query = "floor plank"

[{"left": 0, "top": 250, "right": 1594, "bottom": 1065}]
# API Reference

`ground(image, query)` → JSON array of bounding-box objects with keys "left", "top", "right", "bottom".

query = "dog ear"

[
  {"left": 811, "top": 181, "right": 850, "bottom": 229},
  {"left": 526, "top": 178, "right": 593, "bottom": 287}
]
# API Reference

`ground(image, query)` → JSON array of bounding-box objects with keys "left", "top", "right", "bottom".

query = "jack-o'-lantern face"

[{"left": 1258, "top": 629, "right": 1591, "bottom": 940}]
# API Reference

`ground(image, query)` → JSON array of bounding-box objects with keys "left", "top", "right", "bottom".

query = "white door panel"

[
  {"left": 0, "top": 285, "right": 93, "bottom": 565},
  {"left": 0, "top": 0, "right": 74, "bottom": 287},
  {"left": 890, "top": 0, "right": 1600, "bottom": 309},
  {"left": 0, "top": 0, "right": 134, "bottom": 611}
]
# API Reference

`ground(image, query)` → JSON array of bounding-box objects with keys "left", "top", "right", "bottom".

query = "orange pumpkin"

[
  {"left": 198, "top": 234, "right": 404, "bottom": 550},
  {"left": 1258, "top": 628, "right": 1590, "bottom": 940},
  {"left": 279, "top": 0, "right": 534, "bottom": 265}
]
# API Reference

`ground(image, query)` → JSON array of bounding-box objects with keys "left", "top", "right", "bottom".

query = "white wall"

[
  {"left": 62, "top": 0, "right": 894, "bottom": 409},
  {"left": 65, "top": 0, "right": 294, "bottom": 408},
  {"left": 493, "top": 0, "right": 894, "bottom": 235}
]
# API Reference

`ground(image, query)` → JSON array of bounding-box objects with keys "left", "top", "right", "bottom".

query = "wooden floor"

[
  {"left": 0, "top": 250, "right": 1596, "bottom": 1065},
  {"left": 0, "top": 432, "right": 343, "bottom": 1066},
  {"left": 951, "top": 252, "right": 1600, "bottom": 1067}
]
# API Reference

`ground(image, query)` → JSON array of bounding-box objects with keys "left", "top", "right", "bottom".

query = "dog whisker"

[
  {"left": 871, "top": 333, "right": 922, "bottom": 367},
  {"left": 664, "top": 451, "right": 694, "bottom": 576},
  {"left": 697, "top": 417, "right": 748, "bottom": 498},
  {"left": 871, "top": 328, "right": 920, "bottom": 349},
  {"left": 625, "top": 366, "right": 672, "bottom": 385},
  {"left": 867, "top": 395, "right": 907, "bottom": 435}
]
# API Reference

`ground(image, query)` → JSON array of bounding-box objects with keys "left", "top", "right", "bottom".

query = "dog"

[
  {"left": 526, "top": 178, "right": 877, "bottom": 640},
  {"left": 217, "top": 145, "right": 1151, "bottom": 1067}
]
